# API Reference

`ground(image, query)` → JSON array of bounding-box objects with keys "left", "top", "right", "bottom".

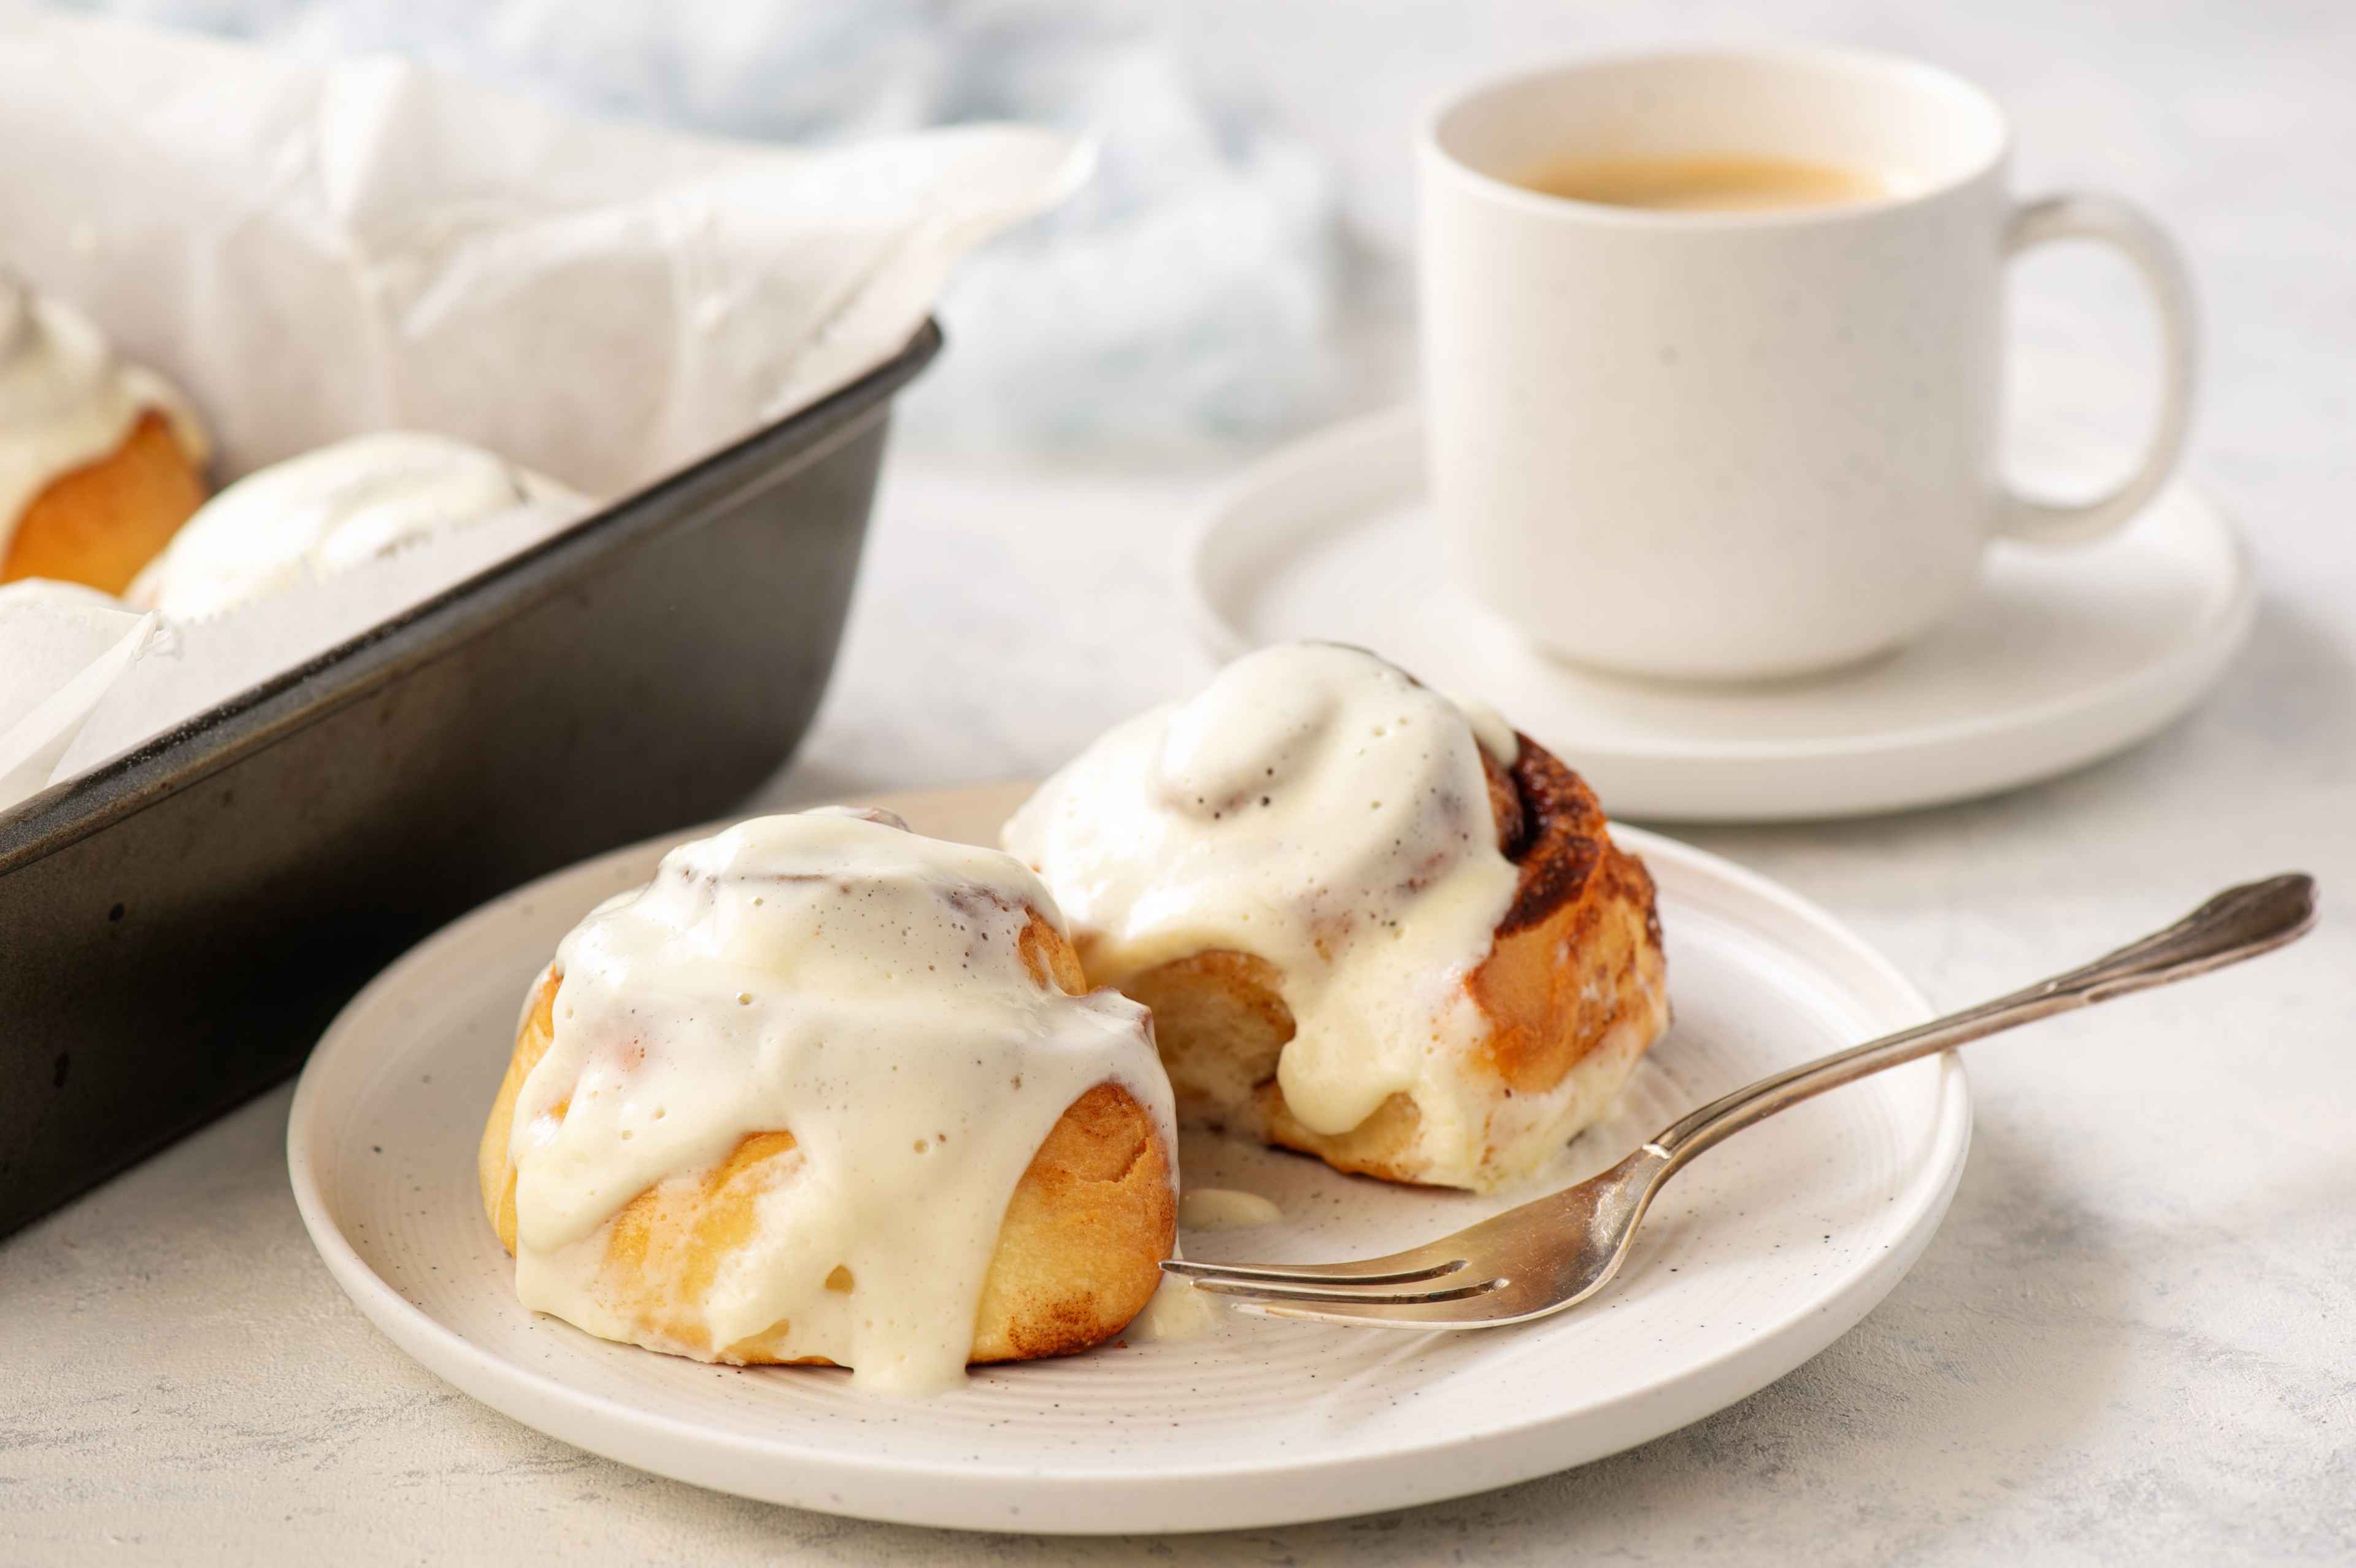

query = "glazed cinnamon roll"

[
  {"left": 129, "top": 431, "right": 586, "bottom": 620},
  {"left": 0, "top": 277, "right": 209, "bottom": 596},
  {"left": 1004, "top": 642, "right": 1668, "bottom": 1193},
  {"left": 477, "top": 807, "right": 1177, "bottom": 1393}
]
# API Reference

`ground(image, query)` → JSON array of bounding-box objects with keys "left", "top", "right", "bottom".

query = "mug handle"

[{"left": 1997, "top": 193, "right": 2198, "bottom": 547}]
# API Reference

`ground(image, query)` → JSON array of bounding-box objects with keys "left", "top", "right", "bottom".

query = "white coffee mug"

[{"left": 1419, "top": 47, "right": 2196, "bottom": 681}]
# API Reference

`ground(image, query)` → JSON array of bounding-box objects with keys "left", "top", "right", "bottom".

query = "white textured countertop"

[{"left": 6, "top": 1, "right": 2354, "bottom": 1561}]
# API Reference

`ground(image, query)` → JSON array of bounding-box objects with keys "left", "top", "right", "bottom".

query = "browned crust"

[
  {"left": 1493, "top": 742, "right": 1603, "bottom": 936},
  {"left": 1468, "top": 736, "right": 1665, "bottom": 1096},
  {"left": 2, "top": 410, "right": 205, "bottom": 595},
  {"left": 479, "top": 910, "right": 1175, "bottom": 1369},
  {"left": 1124, "top": 731, "right": 1668, "bottom": 1186}
]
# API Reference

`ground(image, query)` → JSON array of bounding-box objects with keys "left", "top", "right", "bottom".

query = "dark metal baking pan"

[{"left": 0, "top": 320, "right": 941, "bottom": 1239}]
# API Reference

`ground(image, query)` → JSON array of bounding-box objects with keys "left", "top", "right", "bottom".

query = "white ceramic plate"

[
  {"left": 288, "top": 782, "right": 1969, "bottom": 1534},
  {"left": 1188, "top": 406, "right": 2255, "bottom": 823}
]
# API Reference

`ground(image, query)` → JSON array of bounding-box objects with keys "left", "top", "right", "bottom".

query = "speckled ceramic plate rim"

[
  {"left": 287, "top": 782, "right": 1971, "bottom": 1534},
  {"left": 1184, "top": 405, "right": 2255, "bottom": 806}
]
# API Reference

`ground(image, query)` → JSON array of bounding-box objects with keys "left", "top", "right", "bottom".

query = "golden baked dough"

[
  {"left": 479, "top": 910, "right": 1177, "bottom": 1368},
  {"left": 1114, "top": 734, "right": 1668, "bottom": 1188},
  {"left": 2, "top": 410, "right": 206, "bottom": 594}
]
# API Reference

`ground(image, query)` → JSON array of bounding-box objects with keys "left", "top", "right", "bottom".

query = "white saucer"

[
  {"left": 1188, "top": 407, "right": 2255, "bottom": 822},
  {"left": 288, "top": 782, "right": 1967, "bottom": 1534}
]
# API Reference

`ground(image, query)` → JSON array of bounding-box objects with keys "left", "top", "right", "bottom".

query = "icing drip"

[
  {"left": 1003, "top": 643, "right": 1522, "bottom": 1183},
  {"left": 1177, "top": 1188, "right": 1281, "bottom": 1231},
  {"left": 503, "top": 808, "right": 1174, "bottom": 1395},
  {"left": 1127, "top": 1270, "right": 1216, "bottom": 1342}
]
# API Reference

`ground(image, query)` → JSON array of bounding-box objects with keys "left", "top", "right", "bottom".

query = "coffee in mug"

[
  {"left": 1419, "top": 48, "right": 2196, "bottom": 681},
  {"left": 1513, "top": 152, "right": 1890, "bottom": 213}
]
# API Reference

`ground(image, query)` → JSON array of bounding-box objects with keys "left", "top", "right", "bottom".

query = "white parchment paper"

[
  {"left": 0, "top": 581, "right": 160, "bottom": 803},
  {"left": 0, "top": 4, "right": 1084, "bottom": 812}
]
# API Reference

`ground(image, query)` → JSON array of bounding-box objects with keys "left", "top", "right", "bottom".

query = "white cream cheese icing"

[
  {"left": 1177, "top": 1188, "right": 1282, "bottom": 1232},
  {"left": 1127, "top": 1270, "right": 1217, "bottom": 1342},
  {"left": 499, "top": 806, "right": 1176, "bottom": 1396},
  {"left": 1446, "top": 691, "right": 1520, "bottom": 771},
  {"left": 0, "top": 275, "right": 209, "bottom": 558},
  {"left": 1003, "top": 642, "right": 1524, "bottom": 1186},
  {"left": 126, "top": 431, "right": 587, "bottom": 620}
]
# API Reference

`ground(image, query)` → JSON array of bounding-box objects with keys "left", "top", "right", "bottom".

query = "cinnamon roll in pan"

[
  {"left": 478, "top": 808, "right": 1178, "bottom": 1393},
  {"left": 128, "top": 431, "right": 586, "bottom": 620},
  {"left": 1, "top": 280, "right": 209, "bottom": 594},
  {"left": 1005, "top": 643, "right": 1669, "bottom": 1193}
]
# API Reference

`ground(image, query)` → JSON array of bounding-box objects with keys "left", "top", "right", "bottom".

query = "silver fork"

[{"left": 1163, "top": 873, "right": 2319, "bottom": 1329}]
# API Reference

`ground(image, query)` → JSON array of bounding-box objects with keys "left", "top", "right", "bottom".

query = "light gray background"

[{"left": 6, "top": 0, "right": 2352, "bottom": 1561}]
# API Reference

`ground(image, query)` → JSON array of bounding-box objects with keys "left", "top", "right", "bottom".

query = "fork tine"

[
  {"left": 1185, "top": 1274, "right": 1504, "bottom": 1307},
  {"left": 1239, "top": 1291, "right": 1534, "bottom": 1330},
  {"left": 1160, "top": 1255, "right": 1468, "bottom": 1288}
]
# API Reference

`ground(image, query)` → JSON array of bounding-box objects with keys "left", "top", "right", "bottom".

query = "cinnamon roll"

[
  {"left": 129, "top": 431, "right": 586, "bottom": 620},
  {"left": 1004, "top": 642, "right": 1668, "bottom": 1193},
  {"left": 0, "top": 277, "right": 209, "bottom": 595},
  {"left": 477, "top": 807, "right": 1177, "bottom": 1393}
]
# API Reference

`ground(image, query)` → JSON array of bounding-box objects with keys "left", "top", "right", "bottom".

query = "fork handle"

[{"left": 1646, "top": 874, "right": 2319, "bottom": 1170}]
